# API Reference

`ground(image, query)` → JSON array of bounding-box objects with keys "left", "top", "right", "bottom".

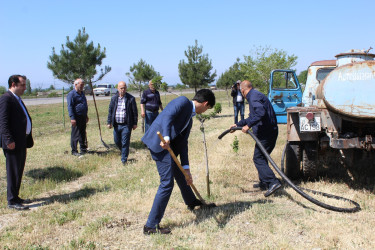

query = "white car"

[{"left": 93, "top": 84, "right": 116, "bottom": 96}]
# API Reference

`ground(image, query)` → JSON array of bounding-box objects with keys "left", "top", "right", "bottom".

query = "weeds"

[
  {"left": 231, "top": 136, "right": 239, "bottom": 153},
  {"left": 0, "top": 91, "right": 374, "bottom": 248}
]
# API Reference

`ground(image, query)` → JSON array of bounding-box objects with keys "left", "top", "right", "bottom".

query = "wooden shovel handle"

[{"left": 157, "top": 131, "right": 207, "bottom": 205}]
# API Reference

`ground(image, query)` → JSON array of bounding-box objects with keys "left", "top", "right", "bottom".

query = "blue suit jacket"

[
  {"left": 237, "top": 88, "right": 277, "bottom": 136},
  {"left": 142, "top": 96, "right": 193, "bottom": 166}
]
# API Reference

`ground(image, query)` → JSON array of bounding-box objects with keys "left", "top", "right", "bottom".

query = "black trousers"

[
  {"left": 252, "top": 128, "right": 279, "bottom": 187},
  {"left": 71, "top": 115, "right": 87, "bottom": 153},
  {"left": 4, "top": 147, "right": 27, "bottom": 204}
]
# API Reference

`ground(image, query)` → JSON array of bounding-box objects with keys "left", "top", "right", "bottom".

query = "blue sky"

[{"left": 1, "top": 0, "right": 374, "bottom": 89}]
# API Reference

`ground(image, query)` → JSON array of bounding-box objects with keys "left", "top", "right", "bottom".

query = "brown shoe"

[{"left": 143, "top": 225, "right": 171, "bottom": 235}]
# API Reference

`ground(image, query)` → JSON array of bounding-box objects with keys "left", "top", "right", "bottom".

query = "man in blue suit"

[
  {"left": 230, "top": 80, "right": 281, "bottom": 197},
  {"left": 142, "top": 89, "right": 215, "bottom": 235}
]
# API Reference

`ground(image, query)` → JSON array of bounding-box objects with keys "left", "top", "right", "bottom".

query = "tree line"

[{"left": 1, "top": 27, "right": 307, "bottom": 96}]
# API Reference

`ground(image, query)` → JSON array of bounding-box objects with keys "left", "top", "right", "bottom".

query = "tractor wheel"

[
  {"left": 284, "top": 142, "right": 302, "bottom": 180},
  {"left": 302, "top": 141, "right": 318, "bottom": 180}
]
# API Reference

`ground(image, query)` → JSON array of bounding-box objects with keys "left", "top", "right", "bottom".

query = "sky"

[{"left": 1, "top": 0, "right": 374, "bottom": 89}]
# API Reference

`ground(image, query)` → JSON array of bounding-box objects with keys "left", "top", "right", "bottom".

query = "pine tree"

[
  {"left": 25, "top": 79, "right": 32, "bottom": 95},
  {"left": 47, "top": 27, "right": 111, "bottom": 85},
  {"left": 178, "top": 40, "right": 216, "bottom": 93},
  {"left": 126, "top": 59, "right": 159, "bottom": 98}
]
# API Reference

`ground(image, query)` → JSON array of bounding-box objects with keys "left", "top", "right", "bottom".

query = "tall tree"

[
  {"left": 126, "top": 58, "right": 159, "bottom": 99},
  {"left": 47, "top": 27, "right": 111, "bottom": 148},
  {"left": 178, "top": 40, "right": 217, "bottom": 93},
  {"left": 241, "top": 46, "right": 298, "bottom": 93},
  {"left": 47, "top": 27, "right": 111, "bottom": 85},
  {"left": 25, "top": 79, "right": 32, "bottom": 95},
  {"left": 298, "top": 70, "right": 308, "bottom": 85},
  {"left": 127, "top": 59, "right": 159, "bottom": 132}
]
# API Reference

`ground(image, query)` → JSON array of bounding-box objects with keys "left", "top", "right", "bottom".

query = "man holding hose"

[{"left": 229, "top": 80, "right": 281, "bottom": 197}]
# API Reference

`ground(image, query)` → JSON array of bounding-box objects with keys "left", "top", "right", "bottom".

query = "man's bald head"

[
  {"left": 117, "top": 81, "right": 127, "bottom": 97},
  {"left": 240, "top": 80, "right": 253, "bottom": 90},
  {"left": 240, "top": 80, "right": 253, "bottom": 97}
]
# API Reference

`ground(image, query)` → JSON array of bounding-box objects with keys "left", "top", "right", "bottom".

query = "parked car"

[
  {"left": 84, "top": 84, "right": 93, "bottom": 95},
  {"left": 93, "top": 84, "right": 116, "bottom": 96}
]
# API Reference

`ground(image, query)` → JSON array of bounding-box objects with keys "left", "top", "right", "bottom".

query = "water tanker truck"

[{"left": 280, "top": 49, "right": 375, "bottom": 179}]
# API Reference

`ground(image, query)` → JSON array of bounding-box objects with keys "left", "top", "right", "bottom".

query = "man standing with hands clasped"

[
  {"left": 141, "top": 89, "right": 216, "bottom": 235},
  {"left": 0, "top": 75, "right": 34, "bottom": 210},
  {"left": 67, "top": 78, "right": 89, "bottom": 156},
  {"left": 107, "top": 81, "right": 138, "bottom": 165},
  {"left": 229, "top": 80, "right": 281, "bottom": 197},
  {"left": 140, "top": 80, "right": 163, "bottom": 133}
]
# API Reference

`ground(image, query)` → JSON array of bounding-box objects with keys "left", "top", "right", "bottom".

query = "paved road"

[
  {"left": 22, "top": 89, "right": 201, "bottom": 106},
  {"left": 23, "top": 95, "right": 112, "bottom": 106}
]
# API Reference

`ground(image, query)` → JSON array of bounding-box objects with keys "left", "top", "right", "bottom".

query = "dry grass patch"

[{"left": 0, "top": 91, "right": 375, "bottom": 248}]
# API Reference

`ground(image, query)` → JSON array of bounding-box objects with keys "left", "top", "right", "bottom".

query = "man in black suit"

[{"left": 0, "top": 75, "right": 34, "bottom": 210}]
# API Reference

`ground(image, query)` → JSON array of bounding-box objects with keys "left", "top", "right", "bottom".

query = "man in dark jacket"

[
  {"left": 67, "top": 78, "right": 89, "bottom": 156},
  {"left": 0, "top": 75, "right": 34, "bottom": 210},
  {"left": 231, "top": 80, "right": 245, "bottom": 123},
  {"left": 107, "top": 81, "right": 138, "bottom": 165},
  {"left": 140, "top": 80, "right": 163, "bottom": 133},
  {"left": 229, "top": 80, "right": 281, "bottom": 197}
]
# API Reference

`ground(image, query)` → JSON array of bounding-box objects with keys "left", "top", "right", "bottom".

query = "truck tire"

[
  {"left": 284, "top": 142, "right": 301, "bottom": 180},
  {"left": 105, "top": 92, "right": 110, "bottom": 96},
  {"left": 302, "top": 142, "right": 318, "bottom": 180}
]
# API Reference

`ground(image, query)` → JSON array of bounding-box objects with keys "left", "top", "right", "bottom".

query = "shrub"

[
  {"left": 0, "top": 86, "right": 6, "bottom": 95},
  {"left": 47, "top": 92, "right": 59, "bottom": 97}
]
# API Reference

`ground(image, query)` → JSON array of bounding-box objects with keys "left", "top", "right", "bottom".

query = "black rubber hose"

[{"left": 218, "top": 127, "right": 361, "bottom": 213}]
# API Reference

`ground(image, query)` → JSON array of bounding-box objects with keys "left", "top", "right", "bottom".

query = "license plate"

[{"left": 300, "top": 116, "right": 321, "bottom": 132}]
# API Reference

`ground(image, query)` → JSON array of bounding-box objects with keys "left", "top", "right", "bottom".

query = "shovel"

[
  {"left": 157, "top": 132, "right": 210, "bottom": 206},
  {"left": 88, "top": 81, "right": 109, "bottom": 149}
]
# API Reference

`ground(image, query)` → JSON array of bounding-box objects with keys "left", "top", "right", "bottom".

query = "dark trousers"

[
  {"left": 71, "top": 115, "right": 87, "bottom": 153},
  {"left": 146, "top": 149, "right": 197, "bottom": 229},
  {"left": 113, "top": 124, "right": 132, "bottom": 163},
  {"left": 4, "top": 147, "right": 27, "bottom": 204},
  {"left": 253, "top": 128, "right": 279, "bottom": 187},
  {"left": 234, "top": 102, "right": 245, "bottom": 123},
  {"left": 145, "top": 110, "right": 158, "bottom": 133}
]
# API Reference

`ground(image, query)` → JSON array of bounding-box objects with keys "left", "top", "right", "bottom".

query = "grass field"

[{"left": 0, "top": 90, "right": 374, "bottom": 249}]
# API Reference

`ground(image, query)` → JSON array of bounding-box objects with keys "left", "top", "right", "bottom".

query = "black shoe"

[
  {"left": 143, "top": 225, "right": 171, "bottom": 235},
  {"left": 17, "top": 198, "right": 32, "bottom": 204},
  {"left": 72, "top": 152, "right": 81, "bottom": 157},
  {"left": 122, "top": 161, "right": 127, "bottom": 166},
  {"left": 8, "top": 203, "right": 29, "bottom": 210},
  {"left": 253, "top": 182, "right": 267, "bottom": 191},
  {"left": 187, "top": 200, "right": 216, "bottom": 211},
  {"left": 264, "top": 182, "right": 282, "bottom": 197}
]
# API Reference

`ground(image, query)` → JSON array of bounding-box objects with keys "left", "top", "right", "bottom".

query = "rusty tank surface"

[{"left": 284, "top": 48, "right": 375, "bottom": 181}]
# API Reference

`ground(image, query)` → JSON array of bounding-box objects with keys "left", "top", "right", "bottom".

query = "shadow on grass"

[
  {"left": 29, "top": 186, "right": 109, "bottom": 208},
  {"left": 130, "top": 140, "right": 146, "bottom": 150},
  {"left": 169, "top": 199, "right": 272, "bottom": 230},
  {"left": 26, "top": 166, "right": 83, "bottom": 182}
]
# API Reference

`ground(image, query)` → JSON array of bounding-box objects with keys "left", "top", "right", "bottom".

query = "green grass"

[{"left": 0, "top": 90, "right": 375, "bottom": 248}]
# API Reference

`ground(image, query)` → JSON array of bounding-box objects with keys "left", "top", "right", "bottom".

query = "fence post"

[{"left": 62, "top": 87, "right": 65, "bottom": 128}]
